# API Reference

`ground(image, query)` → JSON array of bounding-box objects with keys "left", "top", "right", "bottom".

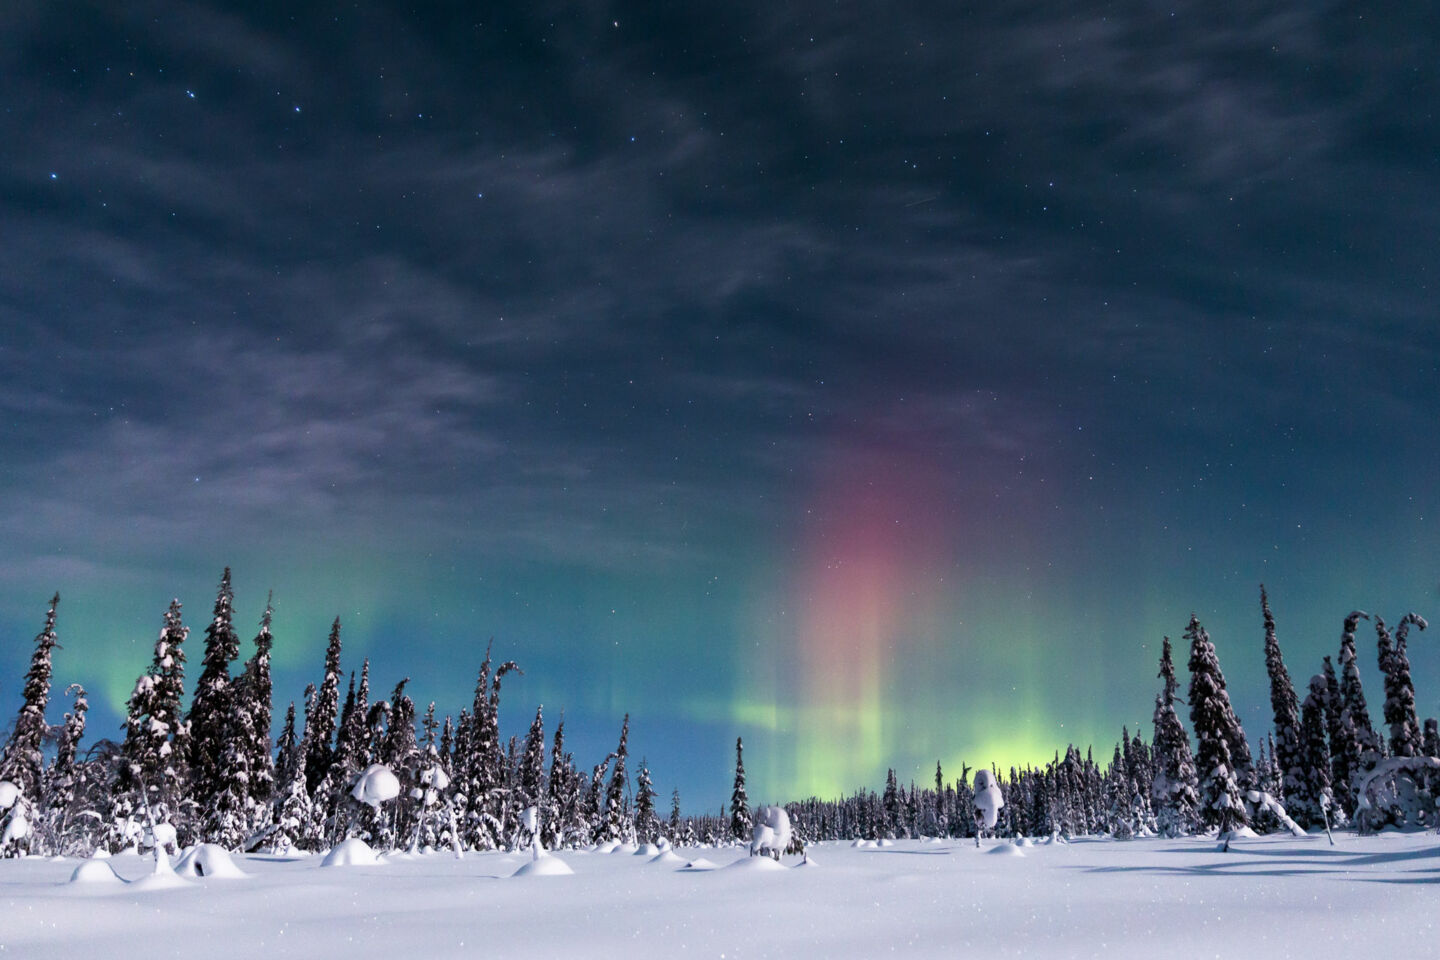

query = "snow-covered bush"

[{"left": 750, "top": 805, "right": 793, "bottom": 860}]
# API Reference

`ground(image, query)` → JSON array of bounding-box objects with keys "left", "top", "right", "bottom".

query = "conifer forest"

[{"left": 2, "top": 571, "right": 1433, "bottom": 859}]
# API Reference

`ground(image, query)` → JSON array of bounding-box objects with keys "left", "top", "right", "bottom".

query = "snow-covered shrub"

[{"left": 750, "top": 805, "right": 793, "bottom": 860}]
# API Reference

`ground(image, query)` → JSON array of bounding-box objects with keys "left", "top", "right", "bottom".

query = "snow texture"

[
  {"left": 174, "top": 844, "right": 247, "bottom": 879},
  {"left": 320, "top": 837, "right": 384, "bottom": 867},
  {"left": 5, "top": 834, "right": 1439, "bottom": 958}
]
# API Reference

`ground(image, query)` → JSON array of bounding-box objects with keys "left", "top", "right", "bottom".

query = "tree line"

[
  {"left": 0, "top": 570, "right": 663, "bottom": 856},
  {"left": 0, "top": 576, "right": 1431, "bottom": 856}
]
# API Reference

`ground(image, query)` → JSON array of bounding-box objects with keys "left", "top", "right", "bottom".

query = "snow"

[
  {"left": 4, "top": 832, "right": 1439, "bottom": 958},
  {"left": 350, "top": 764, "right": 401, "bottom": 808},
  {"left": 750, "top": 804, "right": 793, "bottom": 859},
  {"left": 973, "top": 768, "right": 1004, "bottom": 828},
  {"left": 67, "top": 860, "right": 122, "bottom": 884},
  {"left": 0, "top": 780, "right": 20, "bottom": 809},
  {"left": 174, "top": 844, "right": 247, "bottom": 879},
  {"left": 511, "top": 854, "right": 574, "bottom": 877},
  {"left": 319, "top": 837, "right": 384, "bottom": 867}
]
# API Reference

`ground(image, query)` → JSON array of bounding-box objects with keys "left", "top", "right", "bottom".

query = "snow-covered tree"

[
  {"left": 1290, "top": 675, "right": 1333, "bottom": 830},
  {"left": 1259, "top": 587, "right": 1302, "bottom": 804},
  {"left": 1187, "top": 615, "right": 1249, "bottom": 834},
  {"left": 41, "top": 684, "right": 88, "bottom": 852},
  {"left": 1151, "top": 637, "right": 1201, "bottom": 837},
  {"left": 239, "top": 594, "right": 276, "bottom": 808},
  {"left": 1319, "top": 654, "right": 1353, "bottom": 816},
  {"left": 0, "top": 594, "right": 61, "bottom": 801},
  {"left": 882, "top": 768, "right": 901, "bottom": 838},
  {"left": 519, "top": 704, "right": 546, "bottom": 812},
  {"left": 1379, "top": 614, "right": 1426, "bottom": 758},
  {"left": 1336, "top": 610, "right": 1383, "bottom": 794},
  {"left": 304, "top": 618, "right": 344, "bottom": 794},
  {"left": 120, "top": 600, "right": 189, "bottom": 809},
  {"left": 601, "top": 714, "right": 630, "bottom": 842},
  {"left": 189, "top": 568, "right": 244, "bottom": 835},
  {"left": 731, "top": 736, "right": 751, "bottom": 842},
  {"left": 634, "top": 760, "right": 657, "bottom": 843}
]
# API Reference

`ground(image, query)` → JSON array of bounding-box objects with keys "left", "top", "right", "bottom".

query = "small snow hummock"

[
  {"left": 128, "top": 846, "right": 189, "bottom": 891},
  {"left": 175, "top": 844, "right": 247, "bottom": 879},
  {"left": 320, "top": 838, "right": 384, "bottom": 867},
  {"left": 680, "top": 857, "right": 718, "bottom": 871},
  {"left": 725, "top": 854, "right": 787, "bottom": 873},
  {"left": 634, "top": 843, "right": 660, "bottom": 856},
  {"left": 987, "top": 842, "right": 1025, "bottom": 857},
  {"left": 69, "top": 859, "right": 124, "bottom": 885},
  {"left": 512, "top": 854, "right": 574, "bottom": 877},
  {"left": 649, "top": 849, "right": 685, "bottom": 866}
]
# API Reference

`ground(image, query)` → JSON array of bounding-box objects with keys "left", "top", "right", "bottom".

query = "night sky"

[{"left": 3, "top": 2, "right": 1438, "bottom": 809}]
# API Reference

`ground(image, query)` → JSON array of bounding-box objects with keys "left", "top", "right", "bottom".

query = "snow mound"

[
  {"left": 1016, "top": 837, "right": 1035, "bottom": 847},
  {"left": 851, "top": 839, "right": 875, "bottom": 848},
  {"left": 512, "top": 855, "right": 574, "bottom": 877},
  {"left": 1225, "top": 827, "right": 1261, "bottom": 840},
  {"left": 351, "top": 764, "right": 401, "bottom": 808},
  {"left": 650, "top": 849, "right": 685, "bottom": 865},
  {"left": 593, "top": 840, "right": 621, "bottom": 854},
  {"left": 175, "top": 844, "right": 247, "bottom": 879},
  {"left": 320, "top": 838, "right": 384, "bottom": 867},
  {"left": 794, "top": 855, "right": 819, "bottom": 868},
  {"left": 725, "top": 855, "right": 787, "bottom": 872},
  {"left": 616, "top": 842, "right": 639, "bottom": 854},
  {"left": 876, "top": 838, "right": 895, "bottom": 847},
  {"left": 69, "top": 860, "right": 123, "bottom": 885},
  {"left": 128, "top": 852, "right": 188, "bottom": 891},
  {"left": 634, "top": 843, "right": 660, "bottom": 856},
  {"left": 987, "top": 843, "right": 1025, "bottom": 857},
  {"left": 680, "top": 857, "right": 718, "bottom": 871}
]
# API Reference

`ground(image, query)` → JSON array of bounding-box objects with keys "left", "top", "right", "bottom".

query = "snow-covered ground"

[{"left": 2, "top": 831, "right": 1437, "bottom": 959}]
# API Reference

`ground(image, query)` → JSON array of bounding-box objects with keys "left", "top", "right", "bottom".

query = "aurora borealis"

[{"left": 2, "top": 3, "right": 1438, "bottom": 809}]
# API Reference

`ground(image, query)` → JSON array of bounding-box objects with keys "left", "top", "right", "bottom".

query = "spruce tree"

[
  {"left": 120, "top": 599, "right": 189, "bottom": 806},
  {"left": 1379, "top": 614, "right": 1426, "bottom": 758},
  {"left": 188, "top": 568, "right": 243, "bottom": 830},
  {"left": 1259, "top": 586, "right": 1303, "bottom": 803},
  {"left": 273, "top": 702, "right": 300, "bottom": 801},
  {"left": 634, "top": 760, "right": 657, "bottom": 844},
  {"left": 0, "top": 593, "right": 61, "bottom": 799},
  {"left": 730, "top": 736, "right": 751, "bottom": 841},
  {"left": 1337, "top": 610, "right": 1382, "bottom": 789},
  {"left": 44, "top": 684, "right": 88, "bottom": 848},
  {"left": 1186, "top": 615, "right": 1249, "bottom": 833},
  {"left": 1291, "top": 675, "right": 1333, "bottom": 829},
  {"left": 304, "top": 618, "right": 344, "bottom": 794},
  {"left": 240, "top": 594, "right": 276, "bottom": 807},
  {"left": 1107, "top": 743, "right": 1134, "bottom": 839},
  {"left": 882, "top": 768, "right": 901, "bottom": 838},
  {"left": 602, "top": 714, "right": 630, "bottom": 842},
  {"left": 1320, "top": 654, "right": 1354, "bottom": 815},
  {"left": 519, "top": 705, "right": 546, "bottom": 811},
  {"left": 1151, "top": 636, "right": 1201, "bottom": 836}
]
